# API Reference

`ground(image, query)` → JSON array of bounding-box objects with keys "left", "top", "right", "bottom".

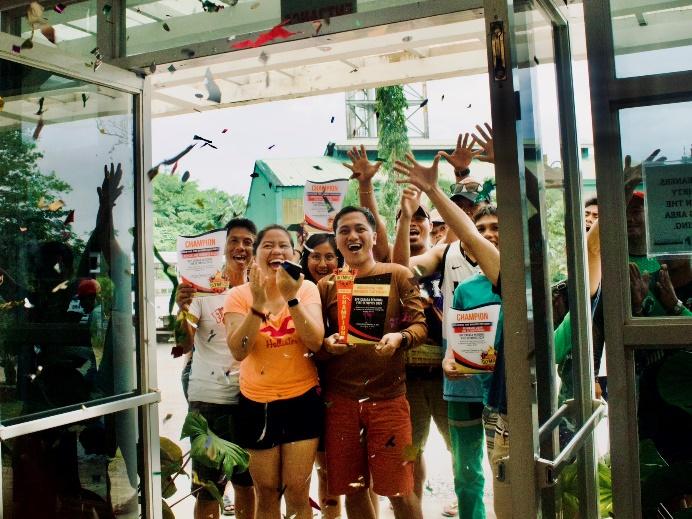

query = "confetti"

[
  {"left": 348, "top": 481, "right": 365, "bottom": 488},
  {"left": 181, "top": 171, "right": 190, "bottom": 183},
  {"left": 194, "top": 93, "right": 204, "bottom": 99},
  {"left": 12, "top": 44, "right": 21, "bottom": 53},
  {"left": 54, "top": 3, "right": 65, "bottom": 13},
  {"left": 167, "top": 64, "right": 176, "bottom": 73},
  {"left": 163, "top": 413, "right": 173, "bottom": 423},
  {"left": 149, "top": 62, "right": 157, "bottom": 74},
  {"left": 21, "top": 38, "right": 34, "bottom": 49},
  {"left": 268, "top": 144, "right": 275, "bottom": 150},
  {"left": 231, "top": 20, "right": 298, "bottom": 49},
  {"left": 51, "top": 280, "right": 69, "bottom": 293},
  {"left": 36, "top": 97, "right": 46, "bottom": 115},
  {"left": 193, "top": 134, "right": 218, "bottom": 149},
  {"left": 201, "top": 0, "right": 225, "bottom": 12},
  {"left": 19, "top": 227, "right": 28, "bottom": 232},
  {"left": 330, "top": 116, "right": 335, "bottom": 123},
  {"left": 162, "top": 22, "right": 170, "bottom": 32},
  {"left": 309, "top": 497, "right": 321, "bottom": 511},
  {"left": 102, "top": 4, "right": 111, "bottom": 17},
  {"left": 402, "top": 35, "right": 412, "bottom": 42},
  {"left": 258, "top": 51, "right": 269, "bottom": 64},
  {"left": 419, "top": 98, "right": 428, "bottom": 108},
  {"left": 313, "top": 165, "right": 322, "bottom": 170},
  {"left": 441, "top": 94, "right": 445, "bottom": 101},
  {"left": 250, "top": 172, "right": 259, "bottom": 178},
  {"left": 32, "top": 119, "right": 45, "bottom": 140},
  {"left": 466, "top": 103, "right": 472, "bottom": 108},
  {"left": 385, "top": 435, "right": 396, "bottom": 447},
  {"left": 534, "top": 56, "right": 540, "bottom": 65},
  {"left": 81, "top": 93, "right": 89, "bottom": 108},
  {"left": 204, "top": 68, "right": 222, "bottom": 103}
]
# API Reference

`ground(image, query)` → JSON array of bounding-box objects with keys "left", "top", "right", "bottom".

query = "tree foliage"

[
  {"left": 376, "top": 86, "right": 411, "bottom": 237},
  {"left": 152, "top": 174, "right": 246, "bottom": 251},
  {"left": 0, "top": 129, "right": 81, "bottom": 289}
]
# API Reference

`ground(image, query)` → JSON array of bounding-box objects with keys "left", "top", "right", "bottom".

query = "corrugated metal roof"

[{"left": 255, "top": 156, "right": 351, "bottom": 187}]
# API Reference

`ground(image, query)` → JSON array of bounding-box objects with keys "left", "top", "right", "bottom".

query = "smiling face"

[
  {"left": 335, "top": 211, "right": 376, "bottom": 268},
  {"left": 407, "top": 214, "right": 431, "bottom": 253},
  {"left": 256, "top": 228, "right": 294, "bottom": 274},
  {"left": 307, "top": 241, "right": 339, "bottom": 282},
  {"left": 584, "top": 204, "right": 599, "bottom": 232},
  {"left": 225, "top": 227, "right": 255, "bottom": 273},
  {"left": 475, "top": 214, "right": 499, "bottom": 248}
]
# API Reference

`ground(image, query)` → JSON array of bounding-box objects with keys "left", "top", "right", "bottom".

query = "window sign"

[{"left": 643, "top": 161, "right": 692, "bottom": 256}]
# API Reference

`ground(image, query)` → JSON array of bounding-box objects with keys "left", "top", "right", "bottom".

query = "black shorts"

[
  {"left": 188, "top": 401, "right": 253, "bottom": 500},
  {"left": 239, "top": 387, "right": 324, "bottom": 450}
]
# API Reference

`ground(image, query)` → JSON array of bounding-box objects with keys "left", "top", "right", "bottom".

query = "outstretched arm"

[
  {"left": 342, "top": 145, "right": 389, "bottom": 261},
  {"left": 439, "top": 132, "right": 479, "bottom": 181},
  {"left": 391, "top": 186, "right": 421, "bottom": 266},
  {"left": 394, "top": 153, "right": 500, "bottom": 284}
]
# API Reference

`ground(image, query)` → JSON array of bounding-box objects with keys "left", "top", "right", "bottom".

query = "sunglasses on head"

[{"left": 449, "top": 181, "right": 482, "bottom": 195}]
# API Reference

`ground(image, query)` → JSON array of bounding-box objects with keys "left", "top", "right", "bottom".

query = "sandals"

[{"left": 222, "top": 495, "right": 235, "bottom": 516}]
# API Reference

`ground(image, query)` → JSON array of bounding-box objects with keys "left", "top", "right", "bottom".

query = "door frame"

[{"left": 0, "top": 32, "right": 162, "bottom": 519}]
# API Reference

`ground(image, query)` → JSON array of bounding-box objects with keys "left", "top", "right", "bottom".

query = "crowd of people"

[{"left": 173, "top": 123, "right": 692, "bottom": 519}]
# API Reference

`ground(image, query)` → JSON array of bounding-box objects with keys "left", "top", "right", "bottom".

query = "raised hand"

[
  {"left": 276, "top": 265, "right": 303, "bottom": 302},
  {"left": 399, "top": 186, "right": 422, "bottom": 219},
  {"left": 249, "top": 263, "right": 268, "bottom": 310},
  {"left": 98, "top": 163, "right": 124, "bottom": 210},
  {"left": 629, "top": 263, "right": 649, "bottom": 315},
  {"left": 439, "top": 133, "right": 480, "bottom": 178},
  {"left": 394, "top": 152, "right": 441, "bottom": 193},
  {"left": 470, "top": 123, "right": 494, "bottom": 164},
  {"left": 342, "top": 144, "right": 382, "bottom": 184},
  {"left": 624, "top": 150, "right": 665, "bottom": 202},
  {"left": 655, "top": 264, "right": 679, "bottom": 313}
]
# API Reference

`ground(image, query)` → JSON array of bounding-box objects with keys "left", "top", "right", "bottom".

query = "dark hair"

[
  {"left": 584, "top": 196, "right": 598, "bottom": 208},
  {"left": 300, "top": 233, "right": 344, "bottom": 283},
  {"left": 333, "top": 206, "right": 377, "bottom": 232},
  {"left": 225, "top": 217, "right": 257, "bottom": 236},
  {"left": 253, "top": 224, "right": 294, "bottom": 253},
  {"left": 472, "top": 205, "right": 497, "bottom": 223}
]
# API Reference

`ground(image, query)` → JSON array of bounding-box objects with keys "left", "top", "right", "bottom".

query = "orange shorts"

[{"left": 324, "top": 392, "right": 414, "bottom": 497}]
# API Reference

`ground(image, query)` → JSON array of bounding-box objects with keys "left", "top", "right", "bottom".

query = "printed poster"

[
  {"left": 304, "top": 179, "right": 349, "bottom": 232},
  {"left": 642, "top": 161, "right": 692, "bottom": 256},
  {"left": 445, "top": 303, "right": 500, "bottom": 374},
  {"left": 346, "top": 273, "right": 391, "bottom": 345},
  {"left": 177, "top": 229, "right": 228, "bottom": 294}
]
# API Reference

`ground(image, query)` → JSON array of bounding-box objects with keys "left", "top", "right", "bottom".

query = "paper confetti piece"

[
  {"left": 231, "top": 20, "right": 297, "bottom": 49},
  {"left": 63, "top": 209, "right": 74, "bottom": 225},
  {"left": 54, "top": 3, "right": 65, "bottom": 13},
  {"left": 312, "top": 165, "right": 322, "bottom": 170},
  {"left": 21, "top": 38, "right": 33, "bottom": 49},
  {"left": 163, "top": 413, "right": 173, "bottom": 423},
  {"left": 330, "top": 116, "right": 335, "bottom": 123},
  {"left": 181, "top": 48, "right": 196, "bottom": 58},
  {"left": 221, "top": 128, "right": 228, "bottom": 133},
  {"left": 36, "top": 97, "right": 45, "bottom": 115},
  {"left": 268, "top": 144, "right": 275, "bottom": 149},
  {"left": 193, "top": 135, "right": 217, "bottom": 149},
  {"left": 204, "top": 68, "right": 221, "bottom": 103},
  {"left": 419, "top": 98, "right": 428, "bottom": 108},
  {"left": 309, "top": 497, "right": 321, "bottom": 511},
  {"left": 51, "top": 280, "right": 69, "bottom": 293},
  {"left": 81, "top": 93, "right": 89, "bottom": 108},
  {"left": 167, "top": 64, "right": 176, "bottom": 73},
  {"left": 181, "top": 171, "right": 190, "bottom": 183},
  {"left": 385, "top": 435, "right": 395, "bottom": 447},
  {"left": 149, "top": 62, "right": 157, "bottom": 74},
  {"left": 441, "top": 94, "right": 445, "bottom": 101},
  {"left": 201, "top": 0, "right": 224, "bottom": 12},
  {"left": 33, "top": 119, "right": 45, "bottom": 140}
]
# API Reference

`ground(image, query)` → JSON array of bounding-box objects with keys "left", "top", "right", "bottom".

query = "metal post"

[{"left": 484, "top": 1, "right": 541, "bottom": 517}]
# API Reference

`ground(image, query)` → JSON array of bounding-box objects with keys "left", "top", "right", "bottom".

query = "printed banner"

[
  {"left": 642, "top": 161, "right": 692, "bottom": 256},
  {"left": 335, "top": 267, "right": 357, "bottom": 343},
  {"left": 347, "top": 273, "right": 391, "bottom": 345},
  {"left": 177, "top": 229, "right": 228, "bottom": 294},
  {"left": 445, "top": 303, "right": 500, "bottom": 374},
  {"left": 304, "top": 178, "right": 349, "bottom": 232}
]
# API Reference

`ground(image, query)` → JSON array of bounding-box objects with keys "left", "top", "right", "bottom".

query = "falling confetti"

[
  {"left": 181, "top": 48, "right": 196, "bottom": 58},
  {"left": 63, "top": 209, "right": 74, "bottom": 225},
  {"left": 52, "top": 280, "right": 69, "bottom": 293},
  {"left": 32, "top": 118, "right": 45, "bottom": 140},
  {"left": 309, "top": 497, "right": 321, "bottom": 511},
  {"left": 12, "top": 44, "right": 21, "bottom": 53},
  {"left": 167, "top": 64, "right": 176, "bottom": 73},
  {"left": 402, "top": 35, "right": 412, "bottom": 42},
  {"left": 163, "top": 413, "right": 173, "bottom": 423},
  {"left": 385, "top": 435, "right": 396, "bottom": 447},
  {"left": 534, "top": 56, "right": 540, "bottom": 65},
  {"left": 258, "top": 51, "right": 269, "bottom": 64},
  {"left": 201, "top": 0, "right": 225, "bottom": 12},
  {"left": 21, "top": 38, "right": 34, "bottom": 49},
  {"left": 162, "top": 22, "right": 170, "bottom": 32},
  {"left": 181, "top": 171, "right": 190, "bottom": 183},
  {"left": 193, "top": 135, "right": 218, "bottom": 149},
  {"left": 441, "top": 94, "right": 445, "bottom": 101},
  {"left": 195, "top": 198, "right": 205, "bottom": 209},
  {"left": 81, "top": 93, "right": 89, "bottom": 108},
  {"left": 194, "top": 93, "right": 204, "bottom": 99},
  {"left": 54, "top": 3, "right": 65, "bottom": 13},
  {"left": 466, "top": 103, "right": 472, "bottom": 108},
  {"left": 330, "top": 116, "right": 335, "bottom": 123},
  {"left": 419, "top": 98, "right": 428, "bottom": 108},
  {"left": 268, "top": 144, "right": 275, "bottom": 149},
  {"left": 221, "top": 128, "right": 228, "bottom": 133},
  {"left": 36, "top": 97, "right": 46, "bottom": 115},
  {"left": 231, "top": 20, "right": 298, "bottom": 49},
  {"left": 313, "top": 165, "right": 322, "bottom": 170},
  {"left": 204, "top": 68, "right": 222, "bottom": 103},
  {"left": 149, "top": 62, "right": 157, "bottom": 74}
]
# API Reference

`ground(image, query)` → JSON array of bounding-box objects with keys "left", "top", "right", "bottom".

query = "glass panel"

[
  {"left": 125, "top": 0, "right": 436, "bottom": 57},
  {"left": 618, "top": 101, "right": 692, "bottom": 318},
  {"left": 0, "top": 57, "right": 139, "bottom": 423},
  {"left": 1, "top": 408, "right": 142, "bottom": 518},
  {"left": 635, "top": 347, "right": 692, "bottom": 517},
  {"left": 13, "top": 1, "right": 99, "bottom": 62},
  {"left": 611, "top": 0, "right": 692, "bottom": 78}
]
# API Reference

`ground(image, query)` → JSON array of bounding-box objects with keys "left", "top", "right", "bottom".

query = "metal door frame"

[
  {"left": 0, "top": 32, "right": 162, "bottom": 519},
  {"left": 483, "top": 1, "right": 603, "bottom": 517},
  {"left": 583, "top": 2, "right": 692, "bottom": 518}
]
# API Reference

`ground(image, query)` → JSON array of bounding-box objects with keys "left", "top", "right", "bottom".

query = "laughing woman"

[{"left": 224, "top": 225, "right": 324, "bottom": 519}]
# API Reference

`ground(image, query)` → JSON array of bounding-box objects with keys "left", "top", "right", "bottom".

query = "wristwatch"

[
  {"left": 454, "top": 167, "right": 470, "bottom": 178},
  {"left": 671, "top": 299, "right": 685, "bottom": 316},
  {"left": 399, "top": 331, "right": 410, "bottom": 349},
  {"left": 287, "top": 297, "right": 300, "bottom": 308}
]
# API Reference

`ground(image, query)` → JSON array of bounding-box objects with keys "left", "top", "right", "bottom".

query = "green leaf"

[
  {"left": 192, "top": 469, "right": 225, "bottom": 506},
  {"left": 639, "top": 438, "right": 668, "bottom": 482},
  {"left": 657, "top": 350, "right": 692, "bottom": 415},
  {"left": 160, "top": 437, "right": 184, "bottom": 480},
  {"left": 162, "top": 499, "right": 176, "bottom": 519},
  {"left": 161, "top": 476, "right": 177, "bottom": 499},
  {"left": 181, "top": 411, "right": 250, "bottom": 479}
]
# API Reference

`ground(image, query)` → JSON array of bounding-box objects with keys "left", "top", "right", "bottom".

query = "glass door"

[
  {"left": 483, "top": 1, "right": 603, "bottom": 517},
  {"left": 0, "top": 32, "right": 161, "bottom": 519}
]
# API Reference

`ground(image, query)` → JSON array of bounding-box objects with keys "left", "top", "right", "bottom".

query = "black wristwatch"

[
  {"left": 399, "top": 331, "right": 410, "bottom": 349},
  {"left": 287, "top": 297, "right": 300, "bottom": 308},
  {"left": 454, "top": 167, "right": 470, "bottom": 178}
]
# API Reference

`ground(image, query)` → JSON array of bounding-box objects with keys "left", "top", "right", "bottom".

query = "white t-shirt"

[
  {"left": 441, "top": 240, "right": 481, "bottom": 342},
  {"left": 187, "top": 292, "right": 241, "bottom": 405}
]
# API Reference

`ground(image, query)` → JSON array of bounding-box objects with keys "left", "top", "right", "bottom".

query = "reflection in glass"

[
  {"left": 1, "top": 409, "right": 141, "bottom": 518},
  {"left": 0, "top": 58, "right": 139, "bottom": 423},
  {"left": 611, "top": 0, "right": 692, "bottom": 78},
  {"left": 619, "top": 102, "right": 692, "bottom": 318},
  {"left": 636, "top": 348, "right": 692, "bottom": 516}
]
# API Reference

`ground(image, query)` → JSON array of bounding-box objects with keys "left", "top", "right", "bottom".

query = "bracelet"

[
  {"left": 359, "top": 190, "right": 373, "bottom": 195},
  {"left": 250, "top": 306, "right": 268, "bottom": 322}
]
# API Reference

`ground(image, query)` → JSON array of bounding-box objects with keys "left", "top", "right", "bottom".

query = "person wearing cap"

[
  {"left": 429, "top": 209, "right": 449, "bottom": 245},
  {"left": 392, "top": 129, "right": 494, "bottom": 519},
  {"left": 393, "top": 188, "right": 454, "bottom": 510}
]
